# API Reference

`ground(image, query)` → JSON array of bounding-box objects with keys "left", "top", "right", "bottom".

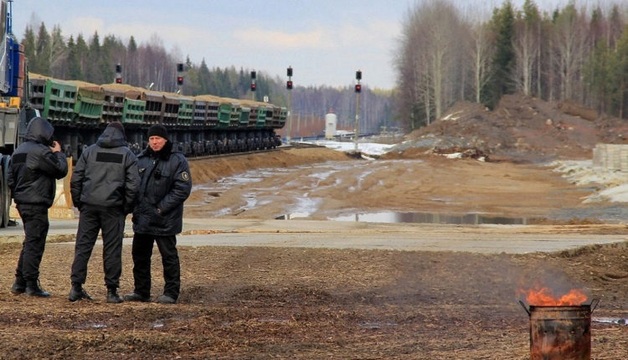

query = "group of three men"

[{"left": 8, "top": 117, "right": 192, "bottom": 304}]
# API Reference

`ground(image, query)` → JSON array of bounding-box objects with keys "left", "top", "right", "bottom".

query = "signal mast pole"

[{"left": 354, "top": 70, "right": 362, "bottom": 152}]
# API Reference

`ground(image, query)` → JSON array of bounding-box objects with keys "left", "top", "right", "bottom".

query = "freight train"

[
  {"left": 0, "top": 0, "right": 286, "bottom": 227},
  {"left": 28, "top": 74, "right": 287, "bottom": 160}
]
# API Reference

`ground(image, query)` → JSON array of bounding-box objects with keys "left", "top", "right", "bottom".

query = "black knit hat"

[
  {"left": 147, "top": 124, "right": 168, "bottom": 140},
  {"left": 107, "top": 121, "right": 125, "bottom": 136}
]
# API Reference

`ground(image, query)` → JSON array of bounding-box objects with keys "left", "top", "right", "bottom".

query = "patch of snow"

[
  {"left": 551, "top": 160, "right": 628, "bottom": 203},
  {"left": 297, "top": 140, "right": 393, "bottom": 157}
]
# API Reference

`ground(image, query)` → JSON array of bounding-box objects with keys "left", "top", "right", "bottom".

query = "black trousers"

[
  {"left": 15, "top": 204, "right": 50, "bottom": 283},
  {"left": 131, "top": 233, "right": 180, "bottom": 300},
  {"left": 70, "top": 205, "right": 125, "bottom": 288}
]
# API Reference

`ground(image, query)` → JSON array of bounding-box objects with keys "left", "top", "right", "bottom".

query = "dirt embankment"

[
  {"left": 188, "top": 147, "right": 351, "bottom": 185},
  {"left": 387, "top": 94, "right": 628, "bottom": 163}
]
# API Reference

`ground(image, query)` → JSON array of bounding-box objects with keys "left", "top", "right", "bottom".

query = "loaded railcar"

[
  {"left": 100, "top": 83, "right": 144, "bottom": 125},
  {"left": 28, "top": 74, "right": 286, "bottom": 160},
  {"left": 67, "top": 80, "right": 105, "bottom": 127}
]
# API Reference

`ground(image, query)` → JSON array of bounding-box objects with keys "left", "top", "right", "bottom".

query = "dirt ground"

[
  {"left": 185, "top": 147, "right": 593, "bottom": 222},
  {"left": 0, "top": 94, "right": 627, "bottom": 359}
]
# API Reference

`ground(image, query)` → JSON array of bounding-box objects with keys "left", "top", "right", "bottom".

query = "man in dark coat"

[
  {"left": 69, "top": 121, "right": 140, "bottom": 303},
  {"left": 124, "top": 124, "right": 191, "bottom": 304},
  {"left": 8, "top": 116, "right": 68, "bottom": 297}
]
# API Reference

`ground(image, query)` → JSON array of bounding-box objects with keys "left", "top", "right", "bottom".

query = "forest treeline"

[
  {"left": 20, "top": 23, "right": 392, "bottom": 136},
  {"left": 396, "top": 0, "right": 628, "bottom": 130}
]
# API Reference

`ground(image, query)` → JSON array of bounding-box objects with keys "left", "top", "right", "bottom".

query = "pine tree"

[{"left": 66, "top": 36, "right": 83, "bottom": 80}]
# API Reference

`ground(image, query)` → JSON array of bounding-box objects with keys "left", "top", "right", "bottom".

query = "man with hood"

[
  {"left": 68, "top": 121, "right": 140, "bottom": 303},
  {"left": 8, "top": 116, "right": 68, "bottom": 297},
  {"left": 124, "top": 124, "right": 191, "bottom": 304}
]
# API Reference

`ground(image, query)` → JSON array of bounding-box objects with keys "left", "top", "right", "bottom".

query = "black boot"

[
  {"left": 68, "top": 283, "right": 92, "bottom": 302},
  {"left": 25, "top": 280, "right": 50, "bottom": 298},
  {"left": 11, "top": 277, "right": 26, "bottom": 295},
  {"left": 123, "top": 292, "right": 151, "bottom": 302},
  {"left": 107, "top": 287, "right": 123, "bottom": 304}
]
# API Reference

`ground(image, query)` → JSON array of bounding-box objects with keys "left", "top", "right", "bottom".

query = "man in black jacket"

[
  {"left": 124, "top": 124, "right": 191, "bottom": 304},
  {"left": 8, "top": 116, "right": 68, "bottom": 297},
  {"left": 69, "top": 121, "right": 140, "bottom": 303}
]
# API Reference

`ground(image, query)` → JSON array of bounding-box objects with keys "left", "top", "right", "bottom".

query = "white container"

[{"left": 325, "top": 112, "right": 337, "bottom": 140}]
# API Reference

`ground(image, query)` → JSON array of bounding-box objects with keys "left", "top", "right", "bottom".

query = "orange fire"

[{"left": 520, "top": 286, "right": 588, "bottom": 306}]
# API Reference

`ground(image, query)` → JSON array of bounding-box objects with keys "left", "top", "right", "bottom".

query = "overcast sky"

[{"left": 10, "top": 0, "right": 599, "bottom": 89}]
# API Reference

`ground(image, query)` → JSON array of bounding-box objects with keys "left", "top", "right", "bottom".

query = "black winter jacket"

[
  {"left": 8, "top": 117, "right": 68, "bottom": 207},
  {"left": 132, "top": 141, "right": 191, "bottom": 236},
  {"left": 70, "top": 125, "right": 140, "bottom": 212}
]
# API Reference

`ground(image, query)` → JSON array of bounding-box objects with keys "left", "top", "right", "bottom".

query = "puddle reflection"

[
  {"left": 276, "top": 211, "right": 530, "bottom": 224},
  {"left": 330, "top": 212, "right": 528, "bottom": 225}
]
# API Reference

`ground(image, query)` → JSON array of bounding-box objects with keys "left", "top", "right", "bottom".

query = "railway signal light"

[
  {"left": 250, "top": 70, "right": 257, "bottom": 92},
  {"left": 354, "top": 84, "right": 361, "bottom": 93},
  {"left": 286, "top": 66, "right": 293, "bottom": 90},
  {"left": 176, "top": 63, "right": 184, "bottom": 86},
  {"left": 356, "top": 70, "right": 362, "bottom": 81},
  {"left": 115, "top": 63, "right": 122, "bottom": 83}
]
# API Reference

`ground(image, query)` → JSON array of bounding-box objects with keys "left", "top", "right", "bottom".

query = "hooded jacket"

[
  {"left": 70, "top": 123, "right": 140, "bottom": 212},
  {"left": 8, "top": 117, "right": 68, "bottom": 207},
  {"left": 132, "top": 140, "right": 191, "bottom": 235}
]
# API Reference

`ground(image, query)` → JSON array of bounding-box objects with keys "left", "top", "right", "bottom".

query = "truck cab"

[{"left": 0, "top": 0, "right": 31, "bottom": 227}]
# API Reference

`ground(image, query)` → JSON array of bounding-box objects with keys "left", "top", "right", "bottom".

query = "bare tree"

[
  {"left": 394, "top": 7, "right": 429, "bottom": 129},
  {"left": 469, "top": 22, "right": 494, "bottom": 103},
  {"left": 394, "top": 0, "right": 469, "bottom": 128},
  {"left": 136, "top": 34, "right": 173, "bottom": 91},
  {"left": 425, "top": 1, "right": 468, "bottom": 119},
  {"left": 513, "top": 0, "right": 541, "bottom": 96},
  {"left": 551, "top": 3, "right": 590, "bottom": 102}
]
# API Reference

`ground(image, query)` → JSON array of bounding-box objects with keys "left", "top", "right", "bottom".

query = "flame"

[{"left": 519, "top": 286, "right": 588, "bottom": 306}]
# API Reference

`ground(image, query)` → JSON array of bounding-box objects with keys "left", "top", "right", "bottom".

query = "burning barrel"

[
  {"left": 527, "top": 302, "right": 598, "bottom": 360},
  {"left": 519, "top": 290, "right": 599, "bottom": 360}
]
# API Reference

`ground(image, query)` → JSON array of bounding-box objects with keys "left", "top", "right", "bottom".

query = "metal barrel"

[{"left": 528, "top": 304, "right": 593, "bottom": 360}]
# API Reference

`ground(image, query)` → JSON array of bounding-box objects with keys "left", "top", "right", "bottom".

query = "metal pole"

[
  {"left": 287, "top": 90, "right": 292, "bottom": 143},
  {"left": 354, "top": 70, "right": 362, "bottom": 153},
  {"left": 354, "top": 91, "right": 360, "bottom": 152}
]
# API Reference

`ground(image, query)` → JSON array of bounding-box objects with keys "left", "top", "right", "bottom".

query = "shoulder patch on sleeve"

[{"left": 180, "top": 171, "right": 190, "bottom": 182}]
